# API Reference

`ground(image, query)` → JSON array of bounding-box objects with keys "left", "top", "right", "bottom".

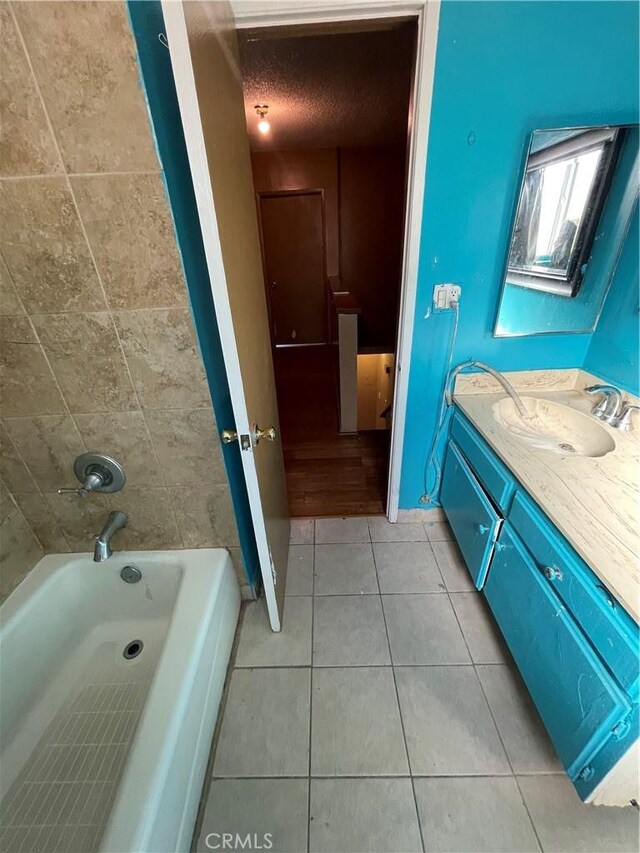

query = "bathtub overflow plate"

[{"left": 120, "top": 565, "right": 142, "bottom": 584}]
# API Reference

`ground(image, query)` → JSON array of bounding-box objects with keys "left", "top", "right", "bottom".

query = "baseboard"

[{"left": 397, "top": 507, "right": 445, "bottom": 523}]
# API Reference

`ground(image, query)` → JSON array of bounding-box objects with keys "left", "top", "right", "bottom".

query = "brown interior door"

[{"left": 259, "top": 192, "right": 326, "bottom": 346}]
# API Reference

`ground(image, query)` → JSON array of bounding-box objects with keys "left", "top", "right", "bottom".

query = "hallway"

[{"left": 274, "top": 346, "right": 389, "bottom": 517}]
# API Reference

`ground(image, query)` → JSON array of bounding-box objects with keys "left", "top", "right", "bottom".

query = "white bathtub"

[{"left": 0, "top": 548, "right": 240, "bottom": 853}]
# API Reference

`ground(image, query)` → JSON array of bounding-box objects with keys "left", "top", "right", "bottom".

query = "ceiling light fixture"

[{"left": 255, "top": 104, "right": 270, "bottom": 135}]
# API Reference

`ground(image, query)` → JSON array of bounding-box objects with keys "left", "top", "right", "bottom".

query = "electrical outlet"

[{"left": 433, "top": 283, "right": 462, "bottom": 310}]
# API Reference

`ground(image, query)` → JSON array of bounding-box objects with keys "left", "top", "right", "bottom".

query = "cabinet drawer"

[
  {"left": 441, "top": 441, "right": 501, "bottom": 589},
  {"left": 450, "top": 410, "right": 515, "bottom": 511},
  {"left": 484, "top": 525, "right": 631, "bottom": 779},
  {"left": 509, "top": 490, "right": 639, "bottom": 698},
  {"left": 572, "top": 704, "right": 640, "bottom": 800}
]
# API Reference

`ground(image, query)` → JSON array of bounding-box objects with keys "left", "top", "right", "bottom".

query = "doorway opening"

[{"left": 239, "top": 21, "right": 418, "bottom": 518}]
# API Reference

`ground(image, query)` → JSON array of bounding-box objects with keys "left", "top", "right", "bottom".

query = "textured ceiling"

[{"left": 238, "top": 23, "right": 416, "bottom": 150}]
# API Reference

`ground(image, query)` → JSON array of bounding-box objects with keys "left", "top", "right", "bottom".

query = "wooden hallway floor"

[{"left": 273, "top": 345, "right": 389, "bottom": 518}]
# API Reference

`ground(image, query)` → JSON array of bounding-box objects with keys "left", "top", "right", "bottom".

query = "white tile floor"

[{"left": 196, "top": 517, "right": 639, "bottom": 853}]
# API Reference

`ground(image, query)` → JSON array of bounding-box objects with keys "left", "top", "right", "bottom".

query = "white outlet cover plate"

[{"left": 433, "top": 284, "right": 461, "bottom": 309}]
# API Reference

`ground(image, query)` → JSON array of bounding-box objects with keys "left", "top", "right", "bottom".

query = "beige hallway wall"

[
  {"left": 339, "top": 146, "right": 407, "bottom": 350},
  {"left": 0, "top": 1, "right": 247, "bottom": 600},
  {"left": 250, "top": 145, "right": 407, "bottom": 350},
  {"left": 251, "top": 148, "right": 340, "bottom": 278}
]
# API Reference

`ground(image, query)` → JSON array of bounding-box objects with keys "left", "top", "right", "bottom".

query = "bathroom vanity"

[{"left": 440, "top": 369, "right": 639, "bottom": 806}]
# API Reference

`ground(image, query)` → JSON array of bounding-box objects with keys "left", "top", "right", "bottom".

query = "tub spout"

[{"left": 94, "top": 511, "right": 128, "bottom": 562}]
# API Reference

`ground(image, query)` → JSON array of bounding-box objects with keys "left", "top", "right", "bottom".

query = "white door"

[{"left": 162, "top": 0, "right": 290, "bottom": 630}]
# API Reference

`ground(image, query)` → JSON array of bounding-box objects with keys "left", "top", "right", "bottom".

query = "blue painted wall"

[
  {"left": 583, "top": 201, "right": 640, "bottom": 396},
  {"left": 400, "top": 0, "right": 640, "bottom": 508},
  {"left": 127, "top": 1, "right": 260, "bottom": 588}
]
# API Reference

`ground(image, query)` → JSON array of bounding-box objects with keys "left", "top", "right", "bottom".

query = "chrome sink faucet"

[
  {"left": 585, "top": 385, "right": 639, "bottom": 430},
  {"left": 94, "top": 511, "right": 128, "bottom": 562},
  {"left": 612, "top": 403, "right": 640, "bottom": 431},
  {"left": 584, "top": 385, "right": 623, "bottom": 423}
]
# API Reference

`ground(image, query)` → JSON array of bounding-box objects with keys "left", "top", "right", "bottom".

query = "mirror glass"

[{"left": 495, "top": 124, "right": 638, "bottom": 336}]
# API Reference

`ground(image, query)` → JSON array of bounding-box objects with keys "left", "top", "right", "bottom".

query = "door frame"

[
  {"left": 256, "top": 188, "right": 329, "bottom": 347},
  {"left": 227, "top": 0, "right": 442, "bottom": 522},
  {"left": 165, "top": 0, "right": 441, "bottom": 523}
]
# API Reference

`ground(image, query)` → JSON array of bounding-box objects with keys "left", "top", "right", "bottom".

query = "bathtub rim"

[
  {"left": 0, "top": 549, "right": 187, "bottom": 631},
  {"left": 0, "top": 547, "right": 240, "bottom": 853},
  {"left": 99, "top": 547, "right": 240, "bottom": 852}
]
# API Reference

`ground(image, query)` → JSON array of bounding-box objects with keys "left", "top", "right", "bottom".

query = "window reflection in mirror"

[{"left": 495, "top": 124, "right": 638, "bottom": 337}]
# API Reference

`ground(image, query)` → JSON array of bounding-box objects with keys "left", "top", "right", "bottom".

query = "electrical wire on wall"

[{"left": 420, "top": 299, "right": 460, "bottom": 504}]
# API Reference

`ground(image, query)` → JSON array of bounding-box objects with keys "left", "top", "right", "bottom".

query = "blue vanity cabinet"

[
  {"left": 509, "top": 491, "right": 640, "bottom": 700},
  {"left": 441, "top": 406, "right": 640, "bottom": 799},
  {"left": 440, "top": 441, "right": 502, "bottom": 588},
  {"left": 449, "top": 410, "right": 515, "bottom": 511},
  {"left": 484, "top": 524, "right": 632, "bottom": 779}
]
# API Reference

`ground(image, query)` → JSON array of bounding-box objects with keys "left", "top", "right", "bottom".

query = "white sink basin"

[{"left": 492, "top": 396, "right": 615, "bottom": 458}]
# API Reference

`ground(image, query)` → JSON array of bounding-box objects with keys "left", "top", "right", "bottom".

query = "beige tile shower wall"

[{"left": 0, "top": 1, "right": 248, "bottom": 600}]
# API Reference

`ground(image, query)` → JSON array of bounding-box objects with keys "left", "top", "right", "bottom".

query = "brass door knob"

[
  {"left": 253, "top": 424, "right": 276, "bottom": 444},
  {"left": 221, "top": 429, "right": 238, "bottom": 444}
]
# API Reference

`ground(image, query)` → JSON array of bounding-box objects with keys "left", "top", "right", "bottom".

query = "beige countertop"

[{"left": 453, "top": 370, "right": 640, "bottom": 623}]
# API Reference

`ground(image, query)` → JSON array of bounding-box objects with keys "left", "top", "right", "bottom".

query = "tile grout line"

[
  {"left": 196, "top": 526, "right": 628, "bottom": 850},
  {"left": 8, "top": 304, "right": 195, "bottom": 319},
  {"left": 511, "top": 776, "right": 546, "bottom": 852},
  {"left": 0, "top": 251, "right": 77, "bottom": 553},
  {"left": 421, "top": 536, "right": 448, "bottom": 593},
  {"left": 311, "top": 590, "right": 449, "bottom": 596},
  {"left": 479, "top": 679, "right": 546, "bottom": 852},
  {"left": 0, "top": 421, "right": 75, "bottom": 556},
  {"left": 8, "top": 6, "right": 107, "bottom": 321},
  {"left": 0, "top": 170, "right": 163, "bottom": 181},
  {"left": 234, "top": 662, "right": 512, "bottom": 670},
  {"left": 6, "top": 3, "right": 177, "bottom": 550},
  {"left": 58, "top": 173, "right": 188, "bottom": 543},
  {"left": 9, "top": 2, "right": 188, "bottom": 548},
  {"left": 190, "top": 603, "right": 249, "bottom": 851},
  {"left": 307, "top": 518, "right": 315, "bottom": 853},
  {"left": 1, "top": 405, "right": 218, "bottom": 421},
  {"left": 427, "top": 534, "right": 479, "bottom": 596},
  {"left": 472, "top": 656, "right": 546, "bottom": 851},
  {"left": 3, "top": 281, "right": 72, "bottom": 422},
  {"left": 369, "top": 520, "right": 426, "bottom": 853},
  {"left": 383, "top": 526, "right": 543, "bottom": 849},
  {"left": 33, "top": 485, "right": 189, "bottom": 495},
  {"left": 207, "top": 773, "right": 564, "bottom": 780},
  {"left": 138, "top": 408, "right": 186, "bottom": 548},
  {"left": 444, "top": 577, "right": 546, "bottom": 851},
  {"left": 442, "top": 582, "right": 513, "bottom": 776},
  {"left": 0, "top": 482, "right": 47, "bottom": 558},
  {"left": 6, "top": 4, "right": 65, "bottom": 177},
  {"left": 375, "top": 525, "right": 547, "bottom": 849}
]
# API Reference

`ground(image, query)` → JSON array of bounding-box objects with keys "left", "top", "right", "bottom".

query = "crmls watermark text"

[{"left": 204, "top": 833, "right": 274, "bottom": 850}]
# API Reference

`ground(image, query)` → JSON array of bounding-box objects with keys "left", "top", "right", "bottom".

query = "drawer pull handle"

[
  {"left": 543, "top": 566, "right": 563, "bottom": 581},
  {"left": 596, "top": 584, "right": 616, "bottom": 609},
  {"left": 611, "top": 718, "right": 630, "bottom": 740},
  {"left": 477, "top": 523, "right": 490, "bottom": 535}
]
